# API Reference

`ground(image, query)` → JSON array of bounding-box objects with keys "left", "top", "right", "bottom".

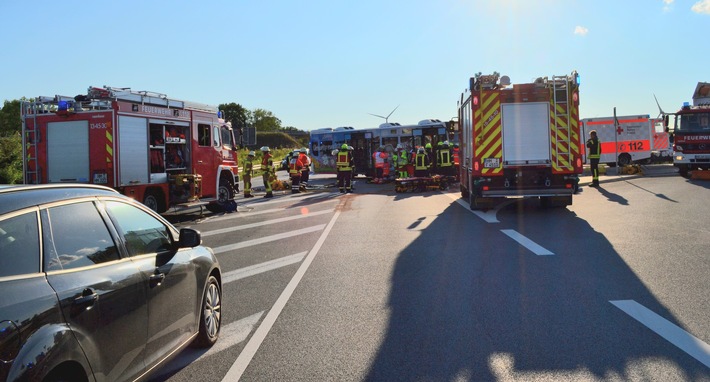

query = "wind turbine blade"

[{"left": 653, "top": 94, "right": 666, "bottom": 117}]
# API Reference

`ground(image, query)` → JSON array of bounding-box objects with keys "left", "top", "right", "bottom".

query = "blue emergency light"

[
  {"left": 57, "top": 100, "right": 69, "bottom": 111},
  {"left": 683, "top": 102, "right": 691, "bottom": 109}
]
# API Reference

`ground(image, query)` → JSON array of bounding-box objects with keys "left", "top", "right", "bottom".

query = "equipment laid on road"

[
  {"left": 458, "top": 71, "right": 583, "bottom": 209},
  {"left": 21, "top": 86, "right": 241, "bottom": 213},
  {"left": 394, "top": 175, "right": 456, "bottom": 193},
  {"left": 581, "top": 115, "right": 671, "bottom": 167},
  {"left": 663, "top": 82, "right": 710, "bottom": 178}
]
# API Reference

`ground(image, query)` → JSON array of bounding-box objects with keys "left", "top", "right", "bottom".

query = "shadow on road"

[{"left": 366, "top": 198, "right": 708, "bottom": 381}]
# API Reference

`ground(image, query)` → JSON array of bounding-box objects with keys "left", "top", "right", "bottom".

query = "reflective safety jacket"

[
  {"left": 242, "top": 158, "right": 253, "bottom": 177},
  {"left": 586, "top": 137, "right": 601, "bottom": 159},
  {"left": 336, "top": 150, "right": 352, "bottom": 171},
  {"left": 438, "top": 149, "right": 452, "bottom": 167},
  {"left": 262, "top": 154, "right": 274, "bottom": 175},
  {"left": 289, "top": 156, "right": 304, "bottom": 175},
  {"left": 415, "top": 153, "right": 429, "bottom": 170}
]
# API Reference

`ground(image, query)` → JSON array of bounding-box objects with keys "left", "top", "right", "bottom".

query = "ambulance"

[{"left": 581, "top": 115, "right": 672, "bottom": 166}]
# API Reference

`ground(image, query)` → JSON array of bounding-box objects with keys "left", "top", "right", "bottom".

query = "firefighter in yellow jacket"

[
  {"left": 337, "top": 144, "right": 354, "bottom": 193},
  {"left": 242, "top": 151, "right": 255, "bottom": 198},
  {"left": 260, "top": 146, "right": 275, "bottom": 198}
]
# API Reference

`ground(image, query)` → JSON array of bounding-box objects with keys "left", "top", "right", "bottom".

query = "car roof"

[{"left": 0, "top": 184, "right": 120, "bottom": 215}]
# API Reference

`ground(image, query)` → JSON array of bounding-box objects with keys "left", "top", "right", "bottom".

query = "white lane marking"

[
  {"left": 444, "top": 192, "right": 500, "bottom": 223},
  {"left": 202, "top": 209, "right": 333, "bottom": 237},
  {"left": 154, "top": 311, "right": 264, "bottom": 377},
  {"left": 221, "top": 209, "right": 342, "bottom": 381},
  {"left": 222, "top": 252, "right": 307, "bottom": 284},
  {"left": 205, "top": 199, "right": 339, "bottom": 223},
  {"left": 500, "top": 229, "right": 554, "bottom": 256},
  {"left": 610, "top": 300, "right": 710, "bottom": 368},
  {"left": 212, "top": 225, "right": 326, "bottom": 254}
]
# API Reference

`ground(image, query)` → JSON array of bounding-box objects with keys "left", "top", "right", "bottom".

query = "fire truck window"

[
  {"left": 221, "top": 126, "right": 233, "bottom": 149},
  {"left": 212, "top": 126, "right": 220, "bottom": 147},
  {"left": 198, "top": 124, "right": 211, "bottom": 147}
]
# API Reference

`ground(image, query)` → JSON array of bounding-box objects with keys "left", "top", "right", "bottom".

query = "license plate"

[{"left": 483, "top": 158, "right": 500, "bottom": 168}]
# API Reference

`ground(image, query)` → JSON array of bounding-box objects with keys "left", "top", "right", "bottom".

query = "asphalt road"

[{"left": 152, "top": 165, "right": 709, "bottom": 381}]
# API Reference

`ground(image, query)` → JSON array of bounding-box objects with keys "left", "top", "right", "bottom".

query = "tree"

[
  {"left": 251, "top": 108, "right": 282, "bottom": 132},
  {"left": 0, "top": 99, "right": 22, "bottom": 136},
  {"left": 218, "top": 102, "right": 249, "bottom": 130},
  {"left": 0, "top": 132, "right": 22, "bottom": 184}
]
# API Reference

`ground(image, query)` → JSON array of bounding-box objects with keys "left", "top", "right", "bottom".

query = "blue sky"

[{"left": 1, "top": 0, "right": 708, "bottom": 130}]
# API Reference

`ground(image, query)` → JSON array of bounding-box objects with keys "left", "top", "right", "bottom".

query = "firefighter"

[
  {"left": 260, "top": 146, "right": 275, "bottom": 198},
  {"left": 414, "top": 147, "right": 430, "bottom": 178},
  {"left": 288, "top": 149, "right": 304, "bottom": 194},
  {"left": 298, "top": 147, "right": 311, "bottom": 191},
  {"left": 395, "top": 144, "right": 409, "bottom": 179},
  {"left": 425, "top": 142, "right": 436, "bottom": 175},
  {"left": 586, "top": 130, "right": 602, "bottom": 187},
  {"left": 372, "top": 146, "right": 387, "bottom": 183},
  {"left": 337, "top": 143, "right": 353, "bottom": 193},
  {"left": 438, "top": 141, "right": 453, "bottom": 177},
  {"left": 242, "top": 151, "right": 255, "bottom": 198}
]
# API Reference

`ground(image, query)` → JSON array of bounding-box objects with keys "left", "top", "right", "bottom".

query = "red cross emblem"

[{"left": 616, "top": 125, "right": 623, "bottom": 134}]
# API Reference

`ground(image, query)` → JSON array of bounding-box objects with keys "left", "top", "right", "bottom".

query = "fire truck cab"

[
  {"left": 666, "top": 82, "right": 710, "bottom": 177},
  {"left": 21, "top": 86, "right": 240, "bottom": 213}
]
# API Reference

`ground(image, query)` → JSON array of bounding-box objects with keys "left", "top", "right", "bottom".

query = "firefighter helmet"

[
  {"left": 260, "top": 146, "right": 271, "bottom": 152},
  {"left": 299, "top": 147, "right": 307, "bottom": 153},
  {"left": 425, "top": 143, "right": 432, "bottom": 149},
  {"left": 341, "top": 144, "right": 348, "bottom": 150},
  {"left": 396, "top": 144, "right": 403, "bottom": 150},
  {"left": 248, "top": 151, "right": 255, "bottom": 156}
]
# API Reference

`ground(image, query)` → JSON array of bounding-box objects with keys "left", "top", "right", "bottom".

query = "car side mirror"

[{"left": 179, "top": 228, "right": 202, "bottom": 248}]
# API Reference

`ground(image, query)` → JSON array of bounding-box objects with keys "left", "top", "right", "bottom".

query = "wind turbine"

[{"left": 368, "top": 105, "right": 400, "bottom": 124}]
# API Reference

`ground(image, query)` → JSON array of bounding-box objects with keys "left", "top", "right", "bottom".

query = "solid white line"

[
  {"left": 154, "top": 311, "right": 264, "bottom": 377},
  {"left": 610, "top": 300, "right": 710, "bottom": 368},
  {"left": 206, "top": 199, "right": 339, "bottom": 223},
  {"left": 500, "top": 229, "right": 554, "bottom": 256},
  {"left": 222, "top": 252, "right": 308, "bottom": 284},
  {"left": 221, "top": 209, "right": 342, "bottom": 381},
  {"left": 444, "top": 191, "right": 501, "bottom": 223},
  {"left": 212, "top": 225, "right": 326, "bottom": 254},
  {"left": 202, "top": 209, "right": 333, "bottom": 237}
]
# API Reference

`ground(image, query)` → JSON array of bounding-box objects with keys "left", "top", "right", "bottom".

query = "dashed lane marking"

[
  {"left": 212, "top": 225, "right": 326, "bottom": 254},
  {"left": 202, "top": 209, "right": 333, "bottom": 237},
  {"left": 610, "top": 300, "right": 710, "bottom": 368},
  {"left": 222, "top": 252, "right": 308, "bottom": 283},
  {"left": 500, "top": 229, "right": 554, "bottom": 256}
]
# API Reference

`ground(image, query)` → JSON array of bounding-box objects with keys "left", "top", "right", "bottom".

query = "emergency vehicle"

[
  {"left": 458, "top": 71, "right": 582, "bottom": 209},
  {"left": 581, "top": 115, "right": 671, "bottom": 166},
  {"left": 664, "top": 82, "right": 710, "bottom": 177},
  {"left": 21, "top": 86, "right": 240, "bottom": 213}
]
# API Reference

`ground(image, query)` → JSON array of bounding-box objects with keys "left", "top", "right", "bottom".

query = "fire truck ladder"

[
  {"left": 21, "top": 100, "right": 41, "bottom": 184},
  {"left": 551, "top": 75, "right": 572, "bottom": 169}
]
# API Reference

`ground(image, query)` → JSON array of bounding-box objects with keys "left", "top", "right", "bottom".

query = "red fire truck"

[
  {"left": 21, "top": 86, "right": 240, "bottom": 213},
  {"left": 666, "top": 82, "right": 710, "bottom": 177},
  {"left": 458, "top": 71, "right": 583, "bottom": 209}
]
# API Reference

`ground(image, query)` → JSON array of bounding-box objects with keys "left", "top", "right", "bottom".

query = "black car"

[{"left": 0, "top": 184, "right": 221, "bottom": 382}]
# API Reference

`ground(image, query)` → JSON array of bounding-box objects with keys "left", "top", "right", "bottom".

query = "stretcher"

[{"left": 394, "top": 175, "right": 457, "bottom": 193}]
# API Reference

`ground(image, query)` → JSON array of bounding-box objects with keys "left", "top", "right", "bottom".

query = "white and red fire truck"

[
  {"left": 21, "top": 86, "right": 240, "bottom": 213},
  {"left": 665, "top": 82, "right": 710, "bottom": 177},
  {"left": 458, "top": 71, "right": 582, "bottom": 209},
  {"left": 581, "top": 115, "right": 671, "bottom": 166}
]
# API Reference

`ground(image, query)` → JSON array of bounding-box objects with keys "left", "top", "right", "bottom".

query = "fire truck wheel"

[
  {"left": 143, "top": 190, "right": 166, "bottom": 213},
  {"left": 217, "top": 178, "right": 234, "bottom": 205}
]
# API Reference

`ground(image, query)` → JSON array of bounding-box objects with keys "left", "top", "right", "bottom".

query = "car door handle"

[
  {"left": 149, "top": 273, "right": 165, "bottom": 287},
  {"left": 74, "top": 289, "right": 99, "bottom": 307}
]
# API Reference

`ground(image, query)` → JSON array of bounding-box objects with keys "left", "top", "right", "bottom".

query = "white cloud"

[
  {"left": 574, "top": 26, "right": 589, "bottom": 36},
  {"left": 692, "top": 0, "right": 710, "bottom": 14},
  {"left": 663, "top": 0, "right": 674, "bottom": 12}
]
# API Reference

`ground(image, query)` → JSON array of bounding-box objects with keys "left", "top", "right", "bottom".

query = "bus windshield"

[{"left": 677, "top": 112, "right": 710, "bottom": 132}]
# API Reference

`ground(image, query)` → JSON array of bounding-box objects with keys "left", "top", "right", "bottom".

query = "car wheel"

[{"left": 193, "top": 275, "right": 221, "bottom": 348}]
